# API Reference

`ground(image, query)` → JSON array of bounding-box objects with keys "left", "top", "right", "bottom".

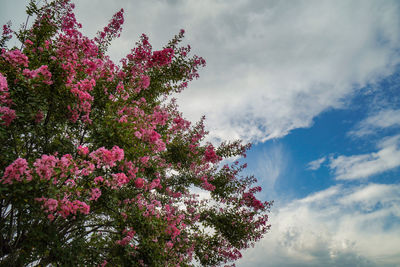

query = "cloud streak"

[
  {"left": 349, "top": 108, "right": 400, "bottom": 137},
  {"left": 329, "top": 135, "right": 400, "bottom": 180}
]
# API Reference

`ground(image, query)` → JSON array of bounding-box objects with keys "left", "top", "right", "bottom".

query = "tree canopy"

[{"left": 0, "top": 1, "right": 272, "bottom": 266}]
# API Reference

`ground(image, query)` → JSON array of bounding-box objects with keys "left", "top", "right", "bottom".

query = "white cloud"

[
  {"left": 349, "top": 109, "right": 400, "bottom": 137},
  {"left": 238, "top": 183, "right": 400, "bottom": 267},
  {"left": 329, "top": 134, "right": 400, "bottom": 180},
  {"left": 339, "top": 183, "right": 400, "bottom": 210},
  {"left": 307, "top": 156, "right": 326, "bottom": 170},
  {"left": 68, "top": 0, "right": 400, "bottom": 143},
  {"left": 175, "top": 0, "right": 400, "bottom": 142}
]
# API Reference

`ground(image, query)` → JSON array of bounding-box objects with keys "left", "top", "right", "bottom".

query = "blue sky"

[{"left": 2, "top": 0, "right": 400, "bottom": 266}]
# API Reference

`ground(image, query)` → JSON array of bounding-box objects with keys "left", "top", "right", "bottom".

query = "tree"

[{"left": 0, "top": 0, "right": 272, "bottom": 266}]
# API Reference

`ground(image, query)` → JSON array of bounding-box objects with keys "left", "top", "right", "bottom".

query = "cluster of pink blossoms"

[
  {"left": 68, "top": 78, "right": 96, "bottom": 123},
  {"left": 35, "top": 196, "right": 90, "bottom": 221},
  {"left": 1, "top": 49, "right": 29, "bottom": 68},
  {"left": 203, "top": 144, "right": 221, "bottom": 163},
  {"left": 22, "top": 65, "right": 53, "bottom": 85},
  {"left": 150, "top": 48, "right": 174, "bottom": 67},
  {"left": 1, "top": 158, "right": 32, "bottom": 184},
  {"left": 0, "top": 73, "right": 16, "bottom": 126},
  {"left": 89, "top": 146, "right": 124, "bottom": 168}
]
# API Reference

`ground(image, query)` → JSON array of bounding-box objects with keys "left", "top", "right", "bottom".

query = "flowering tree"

[{"left": 0, "top": 0, "right": 271, "bottom": 266}]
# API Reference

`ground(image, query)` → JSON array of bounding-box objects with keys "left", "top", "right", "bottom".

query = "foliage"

[{"left": 0, "top": 1, "right": 272, "bottom": 266}]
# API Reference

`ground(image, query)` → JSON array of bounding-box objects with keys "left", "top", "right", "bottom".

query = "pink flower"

[
  {"left": 90, "top": 188, "right": 102, "bottom": 201},
  {"left": 90, "top": 146, "right": 124, "bottom": 168},
  {"left": 35, "top": 110, "right": 44, "bottom": 123},
  {"left": 149, "top": 178, "right": 160, "bottom": 190},
  {"left": 113, "top": 173, "right": 129, "bottom": 186},
  {"left": 149, "top": 130, "right": 161, "bottom": 142},
  {"left": 78, "top": 145, "right": 90, "bottom": 155},
  {"left": 134, "top": 178, "right": 144, "bottom": 188},
  {"left": 166, "top": 241, "right": 174, "bottom": 249},
  {"left": 203, "top": 144, "right": 220, "bottom": 163},
  {"left": 150, "top": 48, "right": 174, "bottom": 67},
  {"left": 0, "top": 106, "right": 16, "bottom": 126},
  {"left": 1, "top": 158, "right": 32, "bottom": 184},
  {"left": 24, "top": 39, "right": 33, "bottom": 46},
  {"left": 45, "top": 198, "right": 59, "bottom": 212},
  {"left": 2, "top": 49, "right": 29, "bottom": 68},
  {"left": 141, "top": 75, "right": 150, "bottom": 89},
  {"left": 134, "top": 131, "right": 142, "bottom": 139},
  {"left": 111, "top": 146, "right": 124, "bottom": 161},
  {"left": 34, "top": 154, "right": 59, "bottom": 181},
  {"left": 94, "top": 176, "right": 104, "bottom": 184},
  {"left": 140, "top": 156, "right": 150, "bottom": 164}
]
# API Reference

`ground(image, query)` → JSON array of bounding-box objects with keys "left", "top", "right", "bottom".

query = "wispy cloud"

[
  {"left": 329, "top": 134, "right": 400, "bottom": 180},
  {"left": 246, "top": 143, "right": 288, "bottom": 199},
  {"left": 238, "top": 183, "right": 400, "bottom": 267},
  {"left": 307, "top": 156, "right": 326, "bottom": 170},
  {"left": 349, "top": 109, "right": 400, "bottom": 137}
]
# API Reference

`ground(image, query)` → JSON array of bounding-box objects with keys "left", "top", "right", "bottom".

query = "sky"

[{"left": 2, "top": 0, "right": 400, "bottom": 266}]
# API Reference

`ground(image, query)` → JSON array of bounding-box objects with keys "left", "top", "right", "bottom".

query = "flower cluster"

[
  {"left": 89, "top": 146, "right": 124, "bottom": 168},
  {"left": 35, "top": 196, "right": 90, "bottom": 221},
  {"left": 23, "top": 65, "right": 53, "bottom": 85},
  {"left": 1, "top": 158, "right": 32, "bottom": 184},
  {"left": 0, "top": 73, "right": 16, "bottom": 126},
  {"left": 150, "top": 48, "right": 174, "bottom": 67},
  {"left": 1, "top": 49, "right": 29, "bottom": 68}
]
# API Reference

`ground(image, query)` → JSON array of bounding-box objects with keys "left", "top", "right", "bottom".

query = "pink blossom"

[
  {"left": 34, "top": 154, "right": 59, "bottom": 181},
  {"left": 149, "top": 130, "right": 161, "bottom": 142},
  {"left": 140, "top": 156, "right": 150, "bottom": 164},
  {"left": 90, "top": 188, "right": 102, "bottom": 201},
  {"left": 202, "top": 181, "right": 216, "bottom": 191},
  {"left": 149, "top": 178, "right": 160, "bottom": 190},
  {"left": 78, "top": 145, "right": 90, "bottom": 155},
  {"left": 134, "top": 177, "right": 144, "bottom": 188},
  {"left": 25, "top": 39, "right": 33, "bottom": 46},
  {"left": 2, "top": 49, "right": 29, "bottom": 68},
  {"left": 35, "top": 110, "right": 44, "bottom": 123},
  {"left": 89, "top": 146, "right": 124, "bottom": 168},
  {"left": 94, "top": 176, "right": 104, "bottom": 184},
  {"left": 1, "top": 158, "right": 32, "bottom": 184},
  {"left": 0, "top": 106, "right": 16, "bottom": 126},
  {"left": 22, "top": 65, "right": 53, "bottom": 85},
  {"left": 111, "top": 146, "right": 124, "bottom": 161},
  {"left": 203, "top": 144, "right": 220, "bottom": 163},
  {"left": 134, "top": 131, "right": 142, "bottom": 139},
  {"left": 0, "top": 73, "right": 8, "bottom": 92},
  {"left": 58, "top": 198, "right": 90, "bottom": 218},
  {"left": 113, "top": 173, "right": 129, "bottom": 186},
  {"left": 116, "top": 228, "right": 135, "bottom": 246},
  {"left": 150, "top": 48, "right": 174, "bottom": 67},
  {"left": 141, "top": 75, "right": 150, "bottom": 89},
  {"left": 45, "top": 198, "right": 59, "bottom": 212}
]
